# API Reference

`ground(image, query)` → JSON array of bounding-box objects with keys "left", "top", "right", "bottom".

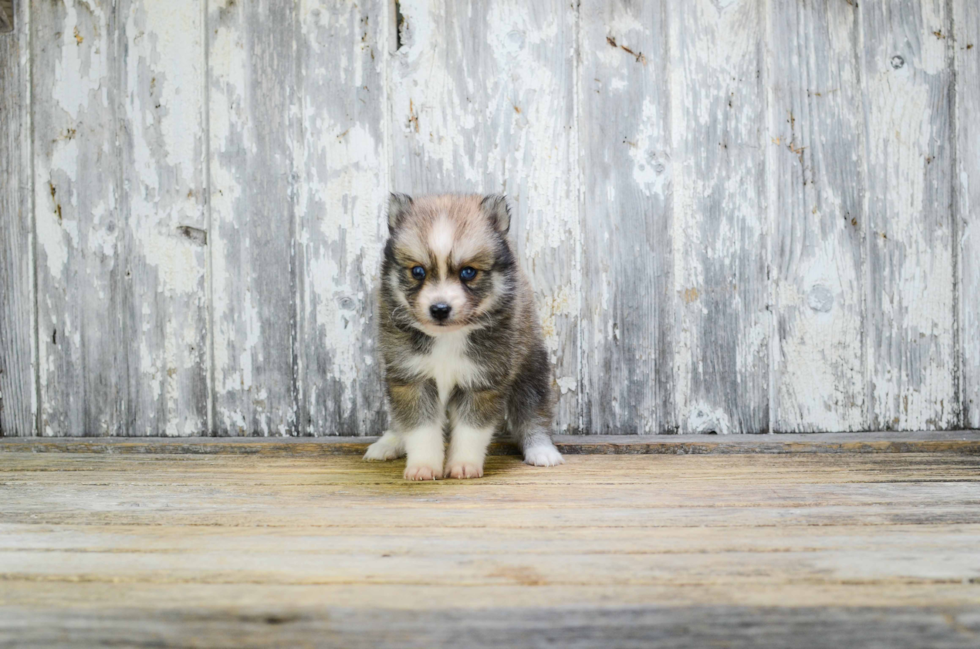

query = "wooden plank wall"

[
  {"left": 955, "top": 0, "right": 980, "bottom": 428},
  {"left": 0, "top": 0, "right": 35, "bottom": 437},
  {"left": 0, "top": 0, "right": 977, "bottom": 436},
  {"left": 767, "top": 0, "right": 866, "bottom": 433}
]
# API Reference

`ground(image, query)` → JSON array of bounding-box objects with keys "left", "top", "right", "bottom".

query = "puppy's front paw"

[
  {"left": 364, "top": 432, "right": 405, "bottom": 462},
  {"left": 523, "top": 444, "right": 564, "bottom": 467},
  {"left": 404, "top": 464, "right": 441, "bottom": 481},
  {"left": 444, "top": 461, "right": 484, "bottom": 479}
]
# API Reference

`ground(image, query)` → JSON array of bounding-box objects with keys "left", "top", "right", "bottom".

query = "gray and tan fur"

[{"left": 364, "top": 194, "right": 564, "bottom": 480}]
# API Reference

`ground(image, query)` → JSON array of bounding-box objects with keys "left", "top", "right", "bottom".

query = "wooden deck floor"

[{"left": 2, "top": 436, "right": 980, "bottom": 647}]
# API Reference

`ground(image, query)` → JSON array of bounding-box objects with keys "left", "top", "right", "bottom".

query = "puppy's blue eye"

[
  {"left": 459, "top": 267, "right": 477, "bottom": 281},
  {"left": 411, "top": 266, "right": 426, "bottom": 280}
]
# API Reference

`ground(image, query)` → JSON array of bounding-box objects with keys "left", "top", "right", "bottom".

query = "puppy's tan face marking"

[{"left": 387, "top": 196, "right": 506, "bottom": 334}]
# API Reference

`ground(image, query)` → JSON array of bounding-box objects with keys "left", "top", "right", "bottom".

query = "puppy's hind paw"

[
  {"left": 363, "top": 432, "right": 405, "bottom": 462},
  {"left": 523, "top": 443, "right": 564, "bottom": 467}
]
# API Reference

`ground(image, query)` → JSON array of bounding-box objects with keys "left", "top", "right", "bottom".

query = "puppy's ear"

[
  {"left": 387, "top": 193, "right": 413, "bottom": 233},
  {"left": 481, "top": 194, "right": 511, "bottom": 233}
]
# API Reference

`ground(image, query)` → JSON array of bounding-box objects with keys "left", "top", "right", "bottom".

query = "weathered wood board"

[
  {"left": 119, "top": 0, "right": 210, "bottom": 436},
  {"left": 0, "top": 0, "right": 35, "bottom": 436},
  {"left": 208, "top": 0, "right": 300, "bottom": 436},
  {"left": 1, "top": 0, "right": 979, "bottom": 435},
  {"left": 1, "top": 450, "right": 979, "bottom": 646},
  {"left": 578, "top": 0, "right": 673, "bottom": 434},
  {"left": 669, "top": 0, "right": 769, "bottom": 433},
  {"left": 32, "top": 0, "right": 128, "bottom": 437},
  {"left": 208, "top": 0, "right": 389, "bottom": 437},
  {"left": 3, "top": 430, "right": 980, "bottom": 457},
  {"left": 31, "top": 0, "right": 209, "bottom": 436},
  {"left": 767, "top": 0, "right": 866, "bottom": 432},
  {"left": 954, "top": 0, "right": 980, "bottom": 428},
  {"left": 860, "top": 0, "right": 956, "bottom": 430},
  {"left": 2, "top": 606, "right": 978, "bottom": 649},
  {"left": 294, "top": 0, "right": 388, "bottom": 437}
]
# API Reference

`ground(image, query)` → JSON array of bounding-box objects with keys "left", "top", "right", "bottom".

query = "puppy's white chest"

[{"left": 417, "top": 332, "right": 481, "bottom": 404}]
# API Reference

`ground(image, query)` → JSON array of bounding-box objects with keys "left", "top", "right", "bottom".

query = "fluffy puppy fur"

[{"left": 364, "top": 193, "right": 564, "bottom": 480}]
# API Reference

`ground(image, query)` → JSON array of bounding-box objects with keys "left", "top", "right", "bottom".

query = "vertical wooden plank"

[
  {"left": 767, "top": 0, "right": 866, "bottom": 431},
  {"left": 295, "top": 0, "right": 388, "bottom": 436},
  {"left": 208, "top": 0, "right": 299, "bottom": 435},
  {"left": 953, "top": 0, "right": 980, "bottom": 428},
  {"left": 117, "top": 0, "right": 209, "bottom": 435},
  {"left": 669, "top": 0, "right": 768, "bottom": 434},
  {"left": 33, "top": 0, "right": 124, "bottom": 436},
  {"left": 0, "top": 0, "right": 37, "bottom": 436},
  {"left": 389, "top": 0, "right": 581, "bottom": 432},
  {"left": 860, "top": 0, "right": 956, "bottom": 430},
  {"left": 33, "top": 0, "right": 209, "bottom": 437},
  {"left": 578, "top": 1, "right": 673, "bottom": 434}
]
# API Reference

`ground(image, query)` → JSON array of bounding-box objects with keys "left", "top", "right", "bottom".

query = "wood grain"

[
  {"left": 578, "top": 0, "right": 673, "bottom": 434},
  {"left": 669, "top": 0, "right": 769, "bottom": 433},
  {"left": 953, "top": 0, "right": 980, "bottom": 428},
  {"left": 295, "top": 0, "right": 388, "bottom": 437},
  {"left": 860, "top": 0, "right": 957, "bottom": 430},
  {"left": 0, "top": 451, "right": 978, "bottom": 646},
  {"left": 389, "top": 0, "right": 581, "bottom": 431},
  {"left": 3, "top": 431, "right": 980, "bottom": 456},
  {"left": 0, "top": 0, "right": 35, "bottom": 436},
  {"left": 768, "top": 0, "right": 866, "bottom": 432},
  {"left": 2, "top": 605, "right": 977, "bottom": 649},
  {"left": 207, "top": 0, "right": 300, "bottom": 435},
  {"left": 32, "top": 0, "right": 126, "bottom": 436},
  {"left": 117, "top": 0, "right": 210, "bottom": 435},
  {"left": 31, "top": 0, "right": 208, "bottom": 436}
]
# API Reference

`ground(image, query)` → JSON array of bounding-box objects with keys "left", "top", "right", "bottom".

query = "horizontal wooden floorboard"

[
  {"left": 2, "top": 448, "right": 978, "bottom": 646},
  {"left": 2, "top": 606, "right": 979, "bottom": 649},
  {"left": 2, "top": 545, "right": 977, "bottom": 588},
  {"left": 3, "top": 581, "right": 978, "bottom": 614},
  {"left": 2, "top": 431, "right": 980, "bottom": 456},
  {"left": 2, "top": 523, "right": 977, "bottom": 554}
]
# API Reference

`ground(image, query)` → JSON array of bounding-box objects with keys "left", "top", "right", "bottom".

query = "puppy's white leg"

[
  {"left": 444, "top": 423, "right": 495, "bottom": 479},
  {"left": 402, "top": 422, "right": 445, "bottom": 481},
  {"left": 363, "top": 430, "right": 406, "bottom": 462},
  {"left": 522, "top": 432, "right": 564, "bottom": 467}
]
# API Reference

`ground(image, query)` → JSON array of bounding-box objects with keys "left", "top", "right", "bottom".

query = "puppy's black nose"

[{"left": 429, "top": 303, "right": 452, "bottom": 322}]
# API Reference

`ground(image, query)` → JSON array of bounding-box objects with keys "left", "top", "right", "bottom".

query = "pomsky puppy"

[{"left": 364, "top": 193, "right": 564, "bottom": 480}]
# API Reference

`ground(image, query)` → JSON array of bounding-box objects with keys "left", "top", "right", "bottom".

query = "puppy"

[{"left": 364, "top": 193, "right": 564, "bottom": 480}]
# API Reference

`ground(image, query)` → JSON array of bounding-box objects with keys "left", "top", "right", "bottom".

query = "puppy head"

[{"left": 383, "top": 193, "right": 514, "bottom": 335}]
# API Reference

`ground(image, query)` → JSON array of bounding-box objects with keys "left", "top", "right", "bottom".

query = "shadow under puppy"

[{"left": 365, "top": 193, "right": 564, "bottom": 480}]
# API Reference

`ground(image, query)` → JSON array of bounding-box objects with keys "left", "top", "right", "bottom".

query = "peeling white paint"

[
  {"left": 628, "top": 97, "right": 669, "bottom": 197},
  {"left": 50, "top": 0, "right": 108, "bottom": 121},
  {"left": 557, "top": 376, "right": 577, "bottom": 395},
  {"left": 686, "top": 402, "right": 732, "bottom": 435},
  {"left": 862, "top": 0, "right": 955, "bottom": 429},
  {"left": 954, "top": 0, "right": 980, "bottom": 428},
  {"left": 670, "top": 0, "right": 768, "bottom": 433},
  {"left": 16, "top": 0, "right": 974, "bottom": 438}
]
